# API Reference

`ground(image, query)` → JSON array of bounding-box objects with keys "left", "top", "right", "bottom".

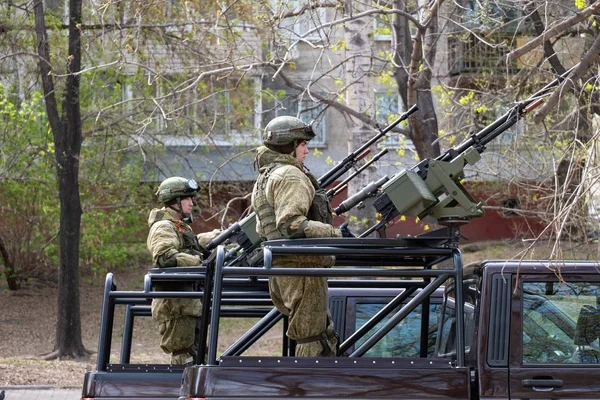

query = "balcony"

[{"left": 448, "top": 33, "right": 520, "bottom": 76}]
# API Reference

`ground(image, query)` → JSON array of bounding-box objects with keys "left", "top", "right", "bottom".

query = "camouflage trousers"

[
  {"left": 295, "top": 316, "right": 338, "bottom": 357},
  {"left": 269, "top": 271, "right": 338, "bottom": 357},
  {"left": 151, "top": 298, "right": 201, "bottom": 365}
]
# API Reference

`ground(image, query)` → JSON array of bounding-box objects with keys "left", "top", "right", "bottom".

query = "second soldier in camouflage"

[{"left": 147, "top": 177, "right": 220, "bottom": 364}]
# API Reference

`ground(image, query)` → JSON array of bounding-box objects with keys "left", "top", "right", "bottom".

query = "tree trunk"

[
  {"left": 33, "top": 0, "right": 87, "bottom": 359},
  {"left": 343, "top": 0, "right": 377, "bottom": 234},
  {"left": 394, "top": 0, "right": 441, "bottom": 160},
  {"left": 0, "top": 234, "right": 19, "bottom": 291}
]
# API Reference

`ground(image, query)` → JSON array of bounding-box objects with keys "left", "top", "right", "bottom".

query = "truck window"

[
  {"left": 353, "top": 303, "right": 441, "bottom": 357},
  {"left": 522, "top": 281, "right": 600, "bottom": 364}
]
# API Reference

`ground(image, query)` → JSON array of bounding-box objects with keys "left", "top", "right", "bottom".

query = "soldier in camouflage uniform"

[
  {"left": 147, "top": 176, "right": 220, "bottom": 365},
  {"left": 251, "top": 116, "right": 343, "bottom": 357}
]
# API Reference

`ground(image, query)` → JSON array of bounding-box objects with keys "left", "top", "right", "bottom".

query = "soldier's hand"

[{"left": 339, "top": 222, "right": 356, "bottom": 238}]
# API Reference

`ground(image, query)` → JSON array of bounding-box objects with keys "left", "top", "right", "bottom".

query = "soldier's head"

[
  {"left": 155, "top": 177, "right": 199, "bottom": 221},
  {"left": 263, "top": 116, "right": 315, "bottom": 162}
]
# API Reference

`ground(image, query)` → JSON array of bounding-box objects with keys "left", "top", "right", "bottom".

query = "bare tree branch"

[
  {"left": 506, "top": 0, "right": 600, "bottom": 63},
  {"left": 533, "top": 33, "right": 600, "bottom": 123}
]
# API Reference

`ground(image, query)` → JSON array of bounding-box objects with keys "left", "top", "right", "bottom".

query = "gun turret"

[
  {"left": 205, "top": 105, "right": 419, "bottom": 265},
  {"left": 335, "top": 65, "right": 578, "bottom": 238}
]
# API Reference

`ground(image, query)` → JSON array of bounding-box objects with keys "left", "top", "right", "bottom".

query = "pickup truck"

[
  {"left": 82, "top": 237, "right": 600, "bottom": 400},
  {"left": 179, "top": 238, "right": 600, "bottom": 400},
  {"left": 81, "top": 247, "right": 442, "bottom": 399}
]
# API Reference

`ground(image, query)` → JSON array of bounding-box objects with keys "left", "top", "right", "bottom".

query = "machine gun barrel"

[
  {"left": 439, "top": 64, "right": 578, "bottom": 163},
  {"left": 355, "top": 64, "right": 581, "bottom": 237},
  {"left": 334, "top": 176, "right": 390, "bottom": 215},
  {"left": 328, "top": 148, "right": 389, "bottom": 199},
  {"left": 318, "top": 104, "right": 418, "bottom": 189}
]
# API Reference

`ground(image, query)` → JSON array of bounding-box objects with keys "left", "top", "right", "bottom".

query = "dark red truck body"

[{"left": 82, "top": 239, "right": 600, "bottom": 400}]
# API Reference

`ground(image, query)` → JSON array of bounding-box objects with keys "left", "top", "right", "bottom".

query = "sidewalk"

[{"left": 0, "top": 387, "right": 80, "bottom": 400}]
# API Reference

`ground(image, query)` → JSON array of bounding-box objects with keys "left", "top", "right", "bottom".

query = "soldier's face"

[
  {"left": 180, "top": 197, "right": 194, "bottom": 216},
  {"left": 295, "top": 141, "right": 309, "bottom": 163}
]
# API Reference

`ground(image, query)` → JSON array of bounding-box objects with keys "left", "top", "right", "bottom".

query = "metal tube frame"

[
  {"left": 207, "top": 243, "right": 467, "bottom": 368},
  {"left": 337, "top": 286, "right": 418, "bottom": 355},
  {"left": 221, "top": 308, "right": 283, "bottom": 357}
]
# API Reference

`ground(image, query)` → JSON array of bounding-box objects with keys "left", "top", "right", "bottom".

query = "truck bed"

[{"left": 183, "top": 357, "right": 470, "bottom": 399}]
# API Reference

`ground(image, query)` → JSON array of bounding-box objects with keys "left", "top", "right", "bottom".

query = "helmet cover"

[
  {"left": 263, "top": 116, "right": 315, "bottom": 146},
  {"left": 155, "top": 177, "right": 199, "bottom": 204}
]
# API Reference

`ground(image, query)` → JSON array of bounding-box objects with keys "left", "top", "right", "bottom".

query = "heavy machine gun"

[
  {"left": 335, "top": 66, "right": 577, "bottom": 240},
  {"left": 204, "top": 104, "right": 419, "bottom": 264}
]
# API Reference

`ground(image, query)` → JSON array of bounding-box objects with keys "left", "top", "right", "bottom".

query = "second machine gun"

[
  {"left": 334, "top": 66, "right": 578, "bottom": 244},
  {"left": 204, "top": 104, "right": 419, "bottom": 265}
]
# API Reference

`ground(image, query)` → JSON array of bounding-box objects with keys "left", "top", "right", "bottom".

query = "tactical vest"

[
  {"left": 151, "top": 209, "right": 204, "bottom": 261},
  {"left": 254, "top": 163, "right": 332, "bottom": 240},
  {"left": 254, "top": 163, "right": 285, "bottom": 241},
  {"left": 172, "top": 220, "right": 204, "bottom": 257},
  {"left": 152, "top": 212, "right": 203, "bottom": 291},
  {"left": 305, "top": 171, "right": 333, "bottom": 225}
]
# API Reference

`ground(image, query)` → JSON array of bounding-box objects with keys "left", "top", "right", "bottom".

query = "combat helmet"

[
  {"left": 263, "top": 116, "right": 315, "bottom": 147},
  {"left": 155, "top": 177, "right": 199, "bottom": 204}
]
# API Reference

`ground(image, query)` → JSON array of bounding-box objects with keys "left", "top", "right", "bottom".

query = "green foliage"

[
  {"left": 79, "top": 205, "right": 148, "bottom": 282},
  {"left": 375, "top": 70, "right": 396, "bottom": 91},
  {"left": 0, "top": 179, "right": 59, "bottom": 282},
  {"left": 332, "top": 40, "right": 346, "bottom": 51},
  {"left": 0, "top": 86, "right": 59, "bottom": 282},
  {"left": 0, "top": 79, "right": 153, "bottom": 285},
  {"left": 431, "top": 85, "right": 455, "bottom": 108},
  {"left": 458, "top": 91, "right": 474, "bottom": 106}
]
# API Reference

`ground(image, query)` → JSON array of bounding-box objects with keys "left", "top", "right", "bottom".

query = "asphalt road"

[{"left": 0, "top": 387, "right": 81, "bottom": 400}]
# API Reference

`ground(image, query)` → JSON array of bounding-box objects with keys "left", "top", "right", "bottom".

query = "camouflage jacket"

[
  {"left": 147, "top": 207, "right": 205, "bottom": 267},
  {"left": 252, "top": 146, "right": 341, "bottom": 267}
]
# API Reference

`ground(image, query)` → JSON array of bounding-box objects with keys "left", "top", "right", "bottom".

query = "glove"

[{"left": 339, "top": 222, "right": 356, "bottom": 238}]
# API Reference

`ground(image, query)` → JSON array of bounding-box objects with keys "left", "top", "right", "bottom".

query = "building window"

[
  {"left": 373, "top": 0, "right": 392, "bottom": 41},
  {"left": 374, "top": 92, "right": 413, "bottom": 149},
  {"left": 123, "top": 74, "right": 261, "bottom": 146},
  {"left": 372, "top": 0, "right": 417, "bottom": 41},
  {"left": 463, "top": 0, "right": 523, "bottom": 33},
  {"left": 448, "top": 33, "right": 520, "bottom": 75},
  {"left": 193, "top": 76, "right": 261, "bottom": 145}
]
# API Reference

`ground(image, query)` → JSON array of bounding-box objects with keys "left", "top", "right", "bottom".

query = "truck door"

[{"left": 509, "top": 274, "right": 600, "bottom": 399}]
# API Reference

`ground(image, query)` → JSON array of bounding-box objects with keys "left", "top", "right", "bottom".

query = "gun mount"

[{"left": 335, "top": 65, "right": 578, "bottom": 239}]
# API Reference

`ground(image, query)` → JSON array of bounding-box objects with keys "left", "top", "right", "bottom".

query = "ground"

[
  {"left": 0, "top": 239, "right": 598, "bottom": 388},
  {"left": 0, "top": 266, "right": 151, "bottom": 388}
]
